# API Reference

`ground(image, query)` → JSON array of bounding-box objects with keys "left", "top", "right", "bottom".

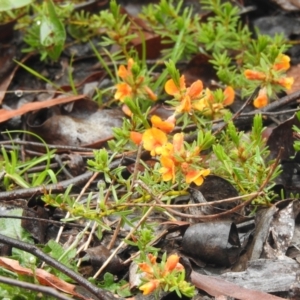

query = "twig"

[
  {"left": 92, "top": 182, "right": 160, "bottom": 279},
  {"left": 153, "top": 151, "right": 281, "bottom": 220},
  {"left": 55, "top": 172, "right": 99, "bottom": 243},
  {"left": 0, "top": 139, "right": 98, "bottom": 152},
  {"left": 0, "top": 215, "right": 85, "bottom": 228},
  {"left": 113, "top": 191, "right": 265, "bottom": 209},
  {"left": 0, "top": 234, "right": 121, "bottom": 300},
  {"left": 0, "top": 157, "right": 135, "bottom": 201},
  {"left": 0, "top": 275, "right": 72, "bottom": 300},
  {"left": 0, "top": 171, "right": 94, "bottom": 201}
]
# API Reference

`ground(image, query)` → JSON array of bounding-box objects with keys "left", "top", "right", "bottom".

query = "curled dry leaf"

[
  {"left": 0, "top": 94, "right": 85, "bottom": 123},
  {"left": 191, "top": 270, "right": 285, "bottom": 300},
  {"left": 27, "top": 100, "right": 124, "bottom": 147},
  {"left": 0, "top": 257, "right": 92, "bottom": 300},
  {"left": 271, "top": 0, "right": 300, "bottom": 11}
]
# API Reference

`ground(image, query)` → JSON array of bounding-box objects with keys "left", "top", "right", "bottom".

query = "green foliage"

[
  {"left": 125, "top": 225, "right": 160, "bottom": 259},
  {"left": 0, "top": 0, "right": 292, "bottom": 298},
  {"left": 97, "top": 272, "right": 132, "bottom": 297},
  {"left": 140, "top": 0, "right": 199, "bottom": 60},
  {"left": 0, "top": 131, "right": 57, "bottom": 190},
  {"left": 43, "top": 240, "right": 77, "bottom": 282},
  {"left": 0, "top": 208, "right": 35, "bottom": 269},
  {"left": 0, "top": 283, "right": 57, "bottom": 300},
  {"left": 22, "top": 0, "right": 67, "bottom": 61},
  {"left": 293, "top": 111, "right": 300, "bottom": 153},
  {"left": 0, "top": 209, "right": 32, "bottom": 243},
  {"left": 211, "top": 114, "right": 281, "bottom": 204},
  {"left": 0, "top": 0, "right": 32, "bottom": 12}
]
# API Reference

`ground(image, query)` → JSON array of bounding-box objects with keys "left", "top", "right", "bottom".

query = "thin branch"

[
  {"left": 0, "top": 275, "right": 72, "bottom": 300},
  {"left": 0, "top": 234, "right": 122, "bottom": 300},
  {"left": 153, "top": 151, "right": 281, "bottom": 220},
  {"left": 0, "top": 171, "right": 94, "bottom": 201}
]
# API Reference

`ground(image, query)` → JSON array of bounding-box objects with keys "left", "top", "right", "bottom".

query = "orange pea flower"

[
  {"left": 165, "top": 75, "right": 186, "bottom": 96},
  {"left": 148, "top": 253, "right": 157, "bottom": 264},
  {"left": 176, "top": 95, "right": 192, "bottom": 113},
  {"left": 174, "top": 262, "right": 184, "bottom": 271},
  {"left": 160, "top": 142, "right": 174, "bottom": 159},
  {"left": 223, "top": 86, "right": 235, "bottom": 106},
  {"left": 151, "top": 115, "right": 175, "bottom": 133},
  {"left": 244, "top": 70, "right": 266, "bottom": 80},
  {"left": 144, "top": 86, "right": 158, "bottom": 101},
  {"left": 165, "top": 254, "right": 180, "bottom": 272},
  {"left": 142, "top": 128, "right": 168, "bottom": 156},
  {"left": 165, "top": 75, "right": 204, "bottom": 113},
  {"left": 185, "top": 168, "right": 210, "bottom": 186},
  {"left": 130, "top": 131, "right": 143, "bottom": 145},
  {"left": 173, "top": 133, "right": 184, "bottom": 154},
  {"left": 274, "top": 77, "right": 294, "bottom": 90},
  {"left": 138, "top": 262, "right": 153, "bottom": 274},
  {"left": 115, "top": 83, "right": 132, "bottom": 102},
  {"left": 139, "top": 280, "right": 160, "bottom": 295},
  {"left": 273, "top": 54, "right": 290, "bottom": 71},
  {"left": 118, "top": 58, "right": 134, "bottom": 79},
  {"left": 122, "top": 104, "right": 133, "bottom": 117},
  {"left": 159, "top": 156, "right": 176, "bottom": 182},
  {"left": 192, "top": 88, "right": 213, "bottom": 112},
  {"left": 253, "top": 87, "right": 268, "bottom": 108},
  {"left": 188, "top": 80, "right": 204, "bottom": 98}
]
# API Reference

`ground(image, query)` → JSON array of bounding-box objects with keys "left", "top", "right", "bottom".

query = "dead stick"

[{"left": 0, "top": 233, "right": 122, "bottom": 300}]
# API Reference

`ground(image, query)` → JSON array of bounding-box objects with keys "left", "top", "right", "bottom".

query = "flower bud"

[{"left": 139, "top": 280, "right": 160, "bottom": 295}]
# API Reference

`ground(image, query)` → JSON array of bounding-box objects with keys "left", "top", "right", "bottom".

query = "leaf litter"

[{"left": 1, "top": 0, "right": 300, "bottom": 299}]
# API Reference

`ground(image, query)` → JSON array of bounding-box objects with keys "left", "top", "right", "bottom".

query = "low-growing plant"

[{"left": 0, "top": 0, "right": 297, "bottom": 298}]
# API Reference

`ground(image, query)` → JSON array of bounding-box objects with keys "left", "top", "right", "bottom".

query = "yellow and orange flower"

[
  {"left": 144, "top": 85, "right": 158, "bottom": 101},
  {"left": 122, "top": 104, "right": 133, "bottom": 117},
  {"left": 118, "top": 58, "right": 134, "bottom": 79},
  {"left": 138, "top": 262, "right": 154, "bottom": 274},
  {"left": 165, "top": 254, "right": 180, "bottom": 272},
  {"left": 185, "top": 168, "right": 210, "bottom": 186},
  {"left": 151, "top": 115, "right": 175, "bottom": 133},
  {"left": 115, "top": 83, "right": 132, "bottom": 102},
  {"left": 139, "top": 280, "right": 160, "bottom": 295},
  {"left": 159, "top": 156, "right": 176, "bottom": 182},
  {"left": 253, "top": 87, "right": 268, "bottom": 108},
  {"left": 164, "top": 75, "right": 186, "bottom": 96},
  {"left": 148, "top": 253, "right": 157, "bottom": 264},
  {"left": 172, "top": 133, "right": 184, "bottom": 154},
  {"left": 130, "top": 131, "right": 143, "bottom": 145},
  {"left": 188, "top": 80, "right": 204, "bottom": 98},
  {"left": 273, "top": 54, "right": 290, "bottom": 71},
  {"left": 115, "top": 58, "right": 157, "bottom": 104},
  {"left": 223, "top": 86, "right": 235, "bottom": 106},
  {"left": 142, "top": 128, "right": 168, "bottom": 156},
  {"left": 162, "top": 254, "right": 184, "bottom": 276},
  {"left": 165, "top": 75, "right": 204, "bottom": 113},
  {"left": 274, "top": 77, "right": 294, "bottom": 90},
  {"left": 244, "top": 69, "right": 267, "bottom": 80}
]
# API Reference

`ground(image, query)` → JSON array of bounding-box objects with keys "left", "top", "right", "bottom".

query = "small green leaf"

[
  {"left": 39, "top": 0, "right": 66, "bottom": 61},
  {"left": 0, "top": 0, "right": 32, "bottom": 12}
]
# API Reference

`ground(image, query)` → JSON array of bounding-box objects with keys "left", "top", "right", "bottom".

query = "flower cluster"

[
  {"left": 114, "top": 58, "right": 157, "bottom": 115},
  {"left": 165, "top": 75, "right": 235, "bottom": 118},
  {"left": 130, "top": 115, "right": 210, "bottom": 186},
  {"left": 138, "top": 253, "right": 195, "bottom": 297},
  {"left": 244, "top": 54, "right": 294, "bottom": 108}
]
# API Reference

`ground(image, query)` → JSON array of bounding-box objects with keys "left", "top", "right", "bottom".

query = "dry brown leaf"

[
  {"left": 0, "top": 257, "right": 92, "bottom": 300},
  {"left": 271, "top": 0, "right": 300, "bottom": 10},
  {"left": 0, "top": 94, "right": 85, "bottom": 123},
  {"left": 191, "top": 270, "right": 285, "bottom": 300},
  {"left": 0, "top": 54, "right": 31, "bottom": 105}
]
